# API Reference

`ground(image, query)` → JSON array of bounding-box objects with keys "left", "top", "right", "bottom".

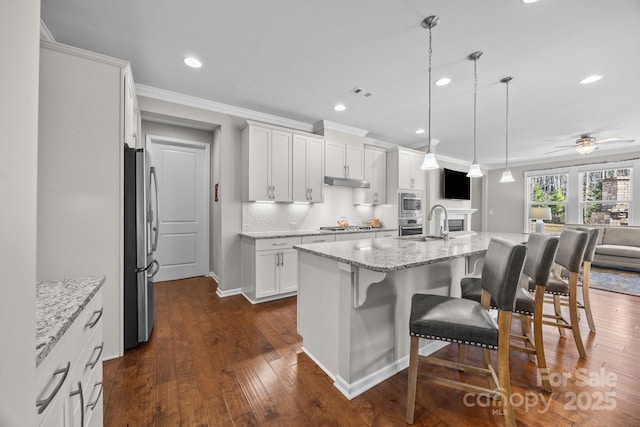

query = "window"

[
  {"left": 580, "top": 168, "right": 631, "bottom": 226},
  {"left": 527, "top": 173, "right": 568, "bottom": 233}
]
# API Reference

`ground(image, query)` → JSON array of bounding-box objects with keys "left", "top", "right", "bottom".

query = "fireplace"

[{"left": 433, "top": 208, "right": 477, "bottom": 233}]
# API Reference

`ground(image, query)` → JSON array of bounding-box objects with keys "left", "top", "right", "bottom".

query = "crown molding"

[
  {"left": 313, "top": 120, "right": 369, "bottom": 137},
  {"left": 135, "top": 84, "right": 315, "bottom": 133},
  {"left": 40, "top": 19, "right": 55, "bottom": 42},
  {"left": 363, "top": 137, "right": 397, "bottom": 150}
]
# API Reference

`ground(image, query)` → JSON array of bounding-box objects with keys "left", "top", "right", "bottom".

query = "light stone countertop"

[
  {"left": 294, "top": 231, "right": 530, "bottom": 273},
  {"left": 36, "top": 275, "right": 105, "bottom": 367},
  {"left": 240, "top": 227, "right": 397, "bottom": 239}
]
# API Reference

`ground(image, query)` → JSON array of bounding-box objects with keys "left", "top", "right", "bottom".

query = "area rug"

[{"left": 587, "top": 269, "right": 640, "bottom": 297}]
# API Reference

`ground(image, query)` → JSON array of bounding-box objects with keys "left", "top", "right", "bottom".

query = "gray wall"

[
  {"left": 0, "top": 0, "right": 39, "bottom": 423},
  {"left": 485, "top": 152, "right": 640, "bottom": 232}
]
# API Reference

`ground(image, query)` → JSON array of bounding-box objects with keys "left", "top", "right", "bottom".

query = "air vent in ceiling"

[{"left": 350, "top": 87, "right": 375, "bottom": 98}]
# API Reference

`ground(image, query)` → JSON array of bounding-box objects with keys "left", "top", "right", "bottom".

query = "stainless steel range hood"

[{"left": 324, "top": 176, "right": 370, "bottom": 188}]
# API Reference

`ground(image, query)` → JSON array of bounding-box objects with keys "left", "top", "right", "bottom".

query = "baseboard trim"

[
  {"left": 216, "top": 287, "right": 241, "bottom": 298},
  {"left": 328, "top": 340, "right": 448, "bottom": 400}
]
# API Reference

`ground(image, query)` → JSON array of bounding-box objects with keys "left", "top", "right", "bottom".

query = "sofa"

[{"left": 564, "top": 224, "right": 640, "bottom": 270}]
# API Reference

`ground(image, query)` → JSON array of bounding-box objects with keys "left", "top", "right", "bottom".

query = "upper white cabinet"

[
  {"left": 123, "top": 73, "right": 139, "bottom": 148},
  {"left": 361, "top": 147, "right": 387, "bottom": 204},
  {"left": 387, "top": 147, "right": 425, "bottom": 192},
  {"left": 325, "top": 140, "right": 364, "bottom": 180},
  {"left": 242, "top": 122, "right": 293, "bottom": 202},
  {"left": 292, "top": 134, "right": 324, "bottom": 202}
]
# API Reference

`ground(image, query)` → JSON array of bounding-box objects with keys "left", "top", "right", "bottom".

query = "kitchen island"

[{"left": 294, "top": 231, "right": 528, "bottom": 399}]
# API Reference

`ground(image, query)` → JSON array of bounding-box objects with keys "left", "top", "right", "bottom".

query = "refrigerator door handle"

[
  {"left": 150, "top": 166, "right": 160, "bottom": 252},
  {"left": 147, "top": 259, "right": 160, "bottom": 278}
]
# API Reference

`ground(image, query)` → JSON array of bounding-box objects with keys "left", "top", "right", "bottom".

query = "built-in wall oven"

[
  {"left": 398, "top": 217, "right": 423, "bottom": 236},
  {"left": 398, "top": 192, "right": 424, "bottom": 236}
]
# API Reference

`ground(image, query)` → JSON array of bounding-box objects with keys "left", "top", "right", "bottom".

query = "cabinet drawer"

[
  {"left": 335, "top": 232, "right": 376, "bottom": 242},
  {"left": 301, "top": 235, "right": 336, "bottom": 244},
  {"left": 375, "top": 231, "right": 397, "bottom": 239},
  {"left": 255, "top": 237, "right": 302, "bottom": 251}
]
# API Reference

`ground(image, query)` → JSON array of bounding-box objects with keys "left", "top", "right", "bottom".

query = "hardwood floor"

[{"left": 103, "top": 276, "right": 640, "bottom": 426}]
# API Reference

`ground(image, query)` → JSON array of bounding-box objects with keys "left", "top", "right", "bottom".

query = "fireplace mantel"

[{"left": 434, "top": 208, "right": 477, "bottom": 232}]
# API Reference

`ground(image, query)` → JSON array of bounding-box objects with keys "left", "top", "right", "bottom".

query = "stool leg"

[
  {"left": 498, "top": 311, "right": 516, "bottom": 427},
  {"left": 406, "top": 336, "right": 419, "bottom": 424},
  {"left": 520, "top": 314, "right": 536, "bottom": 363},
  {"left": 581, "top": 261, "right": 596, "bottom": 332},
  {"left": 569, "top": 272, "right": 587, "bottom": 359},
  {"left": 553, "top": 295, "right": 566, "bottom": 338},
  {"left": 534, "top": 286, "right": 552, "bottom": 392}
]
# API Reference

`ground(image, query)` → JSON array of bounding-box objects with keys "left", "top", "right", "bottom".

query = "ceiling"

[{"left": 41, "top": 0, "right": 640, "bottom": 168}]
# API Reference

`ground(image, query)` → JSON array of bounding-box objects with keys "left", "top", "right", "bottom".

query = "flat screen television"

[{"left": 443, "top": 168, "right": 471, "bottom": 200}]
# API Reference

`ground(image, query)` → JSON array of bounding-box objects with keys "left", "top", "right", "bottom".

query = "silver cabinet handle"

[
  {"left": 36, "top": 362, "right": 70, "bottom": 414},
  {"left": 271, "top": 242, "right": 287, "bottom": 246},
  {"left": 347, "top": 165, "right": 350, "bottom": 177},
  {"left": 85, "top": 308, "right": 103, "bottom": 329},
  {"left": 85, "top": 344, "right": 104, "bottom": 369},
  {"left": 86, "top": 382, "right": 103, "bottom": 411},
  {"left": 309, "top": 188, "right": 312, "bottom": 200},
  {"left": 279, "top": 252, "right": 283, "bottom": 267},
  {"left": 69, "top": 381, "right": 85, "bottom": 427}
]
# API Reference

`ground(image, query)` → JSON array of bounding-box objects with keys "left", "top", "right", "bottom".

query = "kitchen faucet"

[{"left": 427, "top": 204, "right": 449, "bottom": 241}]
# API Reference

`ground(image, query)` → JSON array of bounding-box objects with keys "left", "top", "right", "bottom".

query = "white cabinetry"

[
  {"left": 387, "top": 147, "right": 426, "bottom": 192},
  {"left": 241, "top": 236, "right": 301, "bottom": 302},
  {"left": 123, "top": 74, "right": 139, "bottom": 148},
  {"left": 375, "top": 230, "right": 397, "bottom": 239},
  {"left": 36, "top": 289, "right": 103, "bottom": 427},
  {"left": 293, "top": 134, "right": 324, "bottom": 202},
  {"left": 335, "top": 232, "right": 376, "bottom": 242},
  {"left": 242, "top": 122, "right": 293, "bottom": 202},
  {"left": 355, "top": 147, "right": 386, "bottom": 205},
  {"left": 325, "top": 140, "right": 364, "bottom": 180},
  {"left": 38, "top": 40, "right": 135, "bottom": 362}
]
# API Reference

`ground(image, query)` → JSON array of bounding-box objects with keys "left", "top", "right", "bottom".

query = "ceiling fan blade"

[
  {"left": 553, "top": 144, "right": 578, "bottom": 148},
  {"left": 596, "top": 138, "right": 635, "bottom": 144},
  {"left": 544, "top": 146, "right": 574, "bottom": 154}
]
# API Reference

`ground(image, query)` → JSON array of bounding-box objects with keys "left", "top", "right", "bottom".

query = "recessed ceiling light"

[
  {"left": 415, "top": 129, "right": 425, "bottom": 134},
  {"left": 334, "top": 104, "right": 346, "bottom": 111},
  {"left": 521, "top": 0, "right": 540, "bottom": 3},
  {"left": 184, "top": 57, "right": 202, "bottom": 68},
  {"left": 435, "top": 77, "right": 451, "bottom": 86},
  {"left": 580, "top": 75, "right": 603, "bottom": 84}
]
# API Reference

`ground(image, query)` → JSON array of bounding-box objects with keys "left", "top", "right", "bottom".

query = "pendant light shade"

[
  {"left": 466, "top": 51, "right": 483, "bottom": 178},
  {"left": 420, "top": 15, "right": 440, "bottom": 170},
  {"left": 500, "top": 76, "right": 515, "bottom": 183}
]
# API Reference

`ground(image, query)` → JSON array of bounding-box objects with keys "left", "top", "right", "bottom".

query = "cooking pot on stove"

[
  {"left": 370, "top": 218, "right": 381, "bottom": 228},
  {"left": 337, "top": 216, "right": 349, "bottom": 228}
]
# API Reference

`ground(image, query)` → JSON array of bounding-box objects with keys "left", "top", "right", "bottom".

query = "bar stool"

[
  {"left": 531, "top": 228, "right": 589, "bottom": 359},
  {"left": 406, "top": 238, "right": 527, "bottom": 426},
  {"left": 460, "top": 233, "right": 559, "bottom": 392}
]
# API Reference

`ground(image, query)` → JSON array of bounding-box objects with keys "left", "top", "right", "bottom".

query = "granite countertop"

[
  {"left": 240, "top": 227, "right": 397, "bottom": 239},
  {"left": 294, "top": 231, "right": 530, "bottom": 273},
  {"left": 36, "top": 276, "right": 105, "bottom": 367}
]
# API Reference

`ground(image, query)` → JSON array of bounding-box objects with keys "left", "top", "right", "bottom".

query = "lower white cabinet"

[
  {"left": 335, "top": 232, "right": 376, "bottom": 242},
  {"left": 241, "top": 236, "right": 301, "bottom": 303},
  {"left": 375, "top": 230, "right": 397, "bottom": 239},
  {"left": 36, "top": 289, "right": 104, "bottom": 427}
]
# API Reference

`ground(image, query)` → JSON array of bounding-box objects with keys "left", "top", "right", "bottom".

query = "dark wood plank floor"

[{"left": 103, "top": 274, "right": 640, "bottom": 426}]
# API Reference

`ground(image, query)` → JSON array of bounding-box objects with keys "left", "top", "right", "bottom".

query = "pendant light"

[
  {"left": 466, "top": 51, "right": 483, "bottom": 178},
  {"left": 420, "top": 15, "right": 440, "bottom": 170},
  {"left": 500, "top": 76, "right": 515, "bottom": 183}
]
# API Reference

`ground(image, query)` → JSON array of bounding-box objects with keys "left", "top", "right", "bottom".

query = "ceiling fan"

[{"left": 546, "top": 134, "right": 636, "bottom": 155}]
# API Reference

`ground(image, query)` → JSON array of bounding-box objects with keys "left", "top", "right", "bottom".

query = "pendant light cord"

[
  {"left": 505, "top": 79, "right": 509, "bottom": 169},
  {"left": 473, "top": 56, "right": 478, "bottom": 163},
  {"left": 427, "top": 25, "right": 433, "bottom": 153}
]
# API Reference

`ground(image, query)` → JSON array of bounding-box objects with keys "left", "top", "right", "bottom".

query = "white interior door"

[{"left": 146, "top": 135, "right": 210, "bottom": 281}]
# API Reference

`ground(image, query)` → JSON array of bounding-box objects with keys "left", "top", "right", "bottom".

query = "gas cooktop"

[{"left": 319, "top": 226, "right": 373, "bottom": 232}]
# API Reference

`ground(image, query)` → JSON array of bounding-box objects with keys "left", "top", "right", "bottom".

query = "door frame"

[{"left": 146, "top": 134, "right": 211, "bottom": 279}]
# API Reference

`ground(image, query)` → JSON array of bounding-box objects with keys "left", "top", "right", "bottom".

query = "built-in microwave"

[{"left": 398, "top": 192, "right": 423, "bottom": 218}]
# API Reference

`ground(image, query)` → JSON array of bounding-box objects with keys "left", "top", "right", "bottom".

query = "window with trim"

[
  {"left": 527, "top": 174, "right": 568, "bottom": 233},
  {"left": 580, "top": 168, "right": 631, "bottom": 226}
]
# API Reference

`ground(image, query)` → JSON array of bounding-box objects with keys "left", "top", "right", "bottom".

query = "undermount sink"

[{"left": 397, "top": 235, "right": 445, "bottom": 242}]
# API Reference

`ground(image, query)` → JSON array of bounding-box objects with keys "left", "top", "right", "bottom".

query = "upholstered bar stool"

[
  {"left": 460, "top": 233, "right": 559, "bottom": 392},
  {"left": 406, "top": 238, "right": 527, "bottom": 427},
  {"left": 530, "top": 228, "right": 589, "bottom": 359},
  {"left": 561, "top": 227, "right": 600, "bottom": 332}
]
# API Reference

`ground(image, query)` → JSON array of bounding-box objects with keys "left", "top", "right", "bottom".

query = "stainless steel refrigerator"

[{"left": 124, "top": 144, "right": 159, "bottom": 350}]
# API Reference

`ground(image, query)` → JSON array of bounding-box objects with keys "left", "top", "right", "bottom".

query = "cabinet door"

[
  {"left": 411, "top": 153, "right": 425, "bottom": 191},
  {"left": 279, "top": 249, "right": 299, "bottom": 294},
  {"left": 306, "top": 137, "right": 324, "bottom": 202},
  {"left": 345, "top": 145, "right": 364, "bottom": 179},
  {"left": 255, "top": 251, "right": 279, "bottom": 298},
  {"left": 362, "top": 149, "right": 375, "bottom": 204},
  {"left": 270, "top": 130, "right": 292, "bottom": 202},
  {"left": 325, "top": 140, "right": 346, "bottom": 177},
  {"left": 373, "top": 150, "right": 386, "bottom": 204},
  {"left": 292, "top": 135, "right": 308, "bottom": 202},
  {"left": 398, "top": 150, "right": 413, "bottom": 189},
  {"left": 247, "top": 126, "right": 271, "bottom": 201}
]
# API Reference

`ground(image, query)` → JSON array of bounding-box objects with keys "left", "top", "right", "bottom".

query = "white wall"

[
  {"left": 485, "top": 152, "right": 640, "bottom": 232},
  {"left": 0, "top": 1, "right": 39, "bottom": 424}
]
